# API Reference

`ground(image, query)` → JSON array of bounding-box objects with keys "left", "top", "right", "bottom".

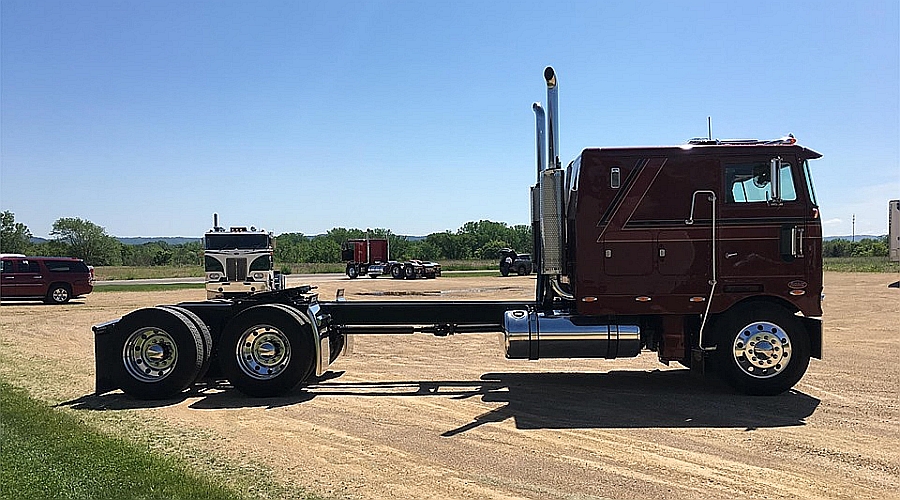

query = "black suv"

[
  {"left": 499, "top": 248, "right": 533, "bottom": 276},
  {"left": 0, "top": 255, "right": 94, "bottom": 304}
]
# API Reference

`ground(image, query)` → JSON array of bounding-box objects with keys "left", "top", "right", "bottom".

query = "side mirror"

[{"left": 769, "top": 157, "right": 783, "bottom": 205}]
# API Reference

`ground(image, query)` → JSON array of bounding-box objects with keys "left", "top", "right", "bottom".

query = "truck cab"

[{"left": 568, "top": 141, "right": 822, "bottom": 319}]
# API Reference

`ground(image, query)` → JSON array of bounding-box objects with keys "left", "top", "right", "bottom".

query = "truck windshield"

[{"left": 205, "top": 234, "right": 271, "bottom": 250}]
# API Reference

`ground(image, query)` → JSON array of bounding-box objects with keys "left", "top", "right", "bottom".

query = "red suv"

[{"left": 0, "top": 255, "right": 94, "bottom": 304}]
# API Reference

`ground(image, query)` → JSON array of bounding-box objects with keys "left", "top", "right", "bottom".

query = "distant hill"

[
  {"left": 29, "top": 236, "right": 201, "bottom": 246},
  {"left": 824, "top": 235, "right": 885, "bottom": 241},
  {"left": 116, "top": 237, "right": 202, "bottom": 246}
]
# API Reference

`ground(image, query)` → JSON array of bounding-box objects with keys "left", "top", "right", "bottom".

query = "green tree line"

[
  {"left": 1, "top": 211, "right": 532, "bottom": 266},
  {"left": 274, "top": 221, "right": 532, "bottom": 264},
  {"left": 822, "top": 237, "right": 889, "bottom": 258}
]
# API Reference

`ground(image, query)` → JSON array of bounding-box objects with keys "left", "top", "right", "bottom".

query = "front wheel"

[
  {"left": 711, "top": 302, "right": 811, "bottom": 396},
  {"left": 346, "top": 265, "right": 358, "bottom": 279}
]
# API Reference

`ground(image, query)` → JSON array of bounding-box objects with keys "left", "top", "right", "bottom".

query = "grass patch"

[
  {"left": 94, "top": 266, "right": 204, "bottom": 281},
  {"left": 0, "top": 381, "right": 243, "bottom": 500},
  {"left": 823, "top": 256, "right": 900, "bottom": 273},
  {"left": 93, "top": 283, "right": 206, "bottom": 293},
  {"left": 277, "top": 262, "right": 345, "bottom": 274}
]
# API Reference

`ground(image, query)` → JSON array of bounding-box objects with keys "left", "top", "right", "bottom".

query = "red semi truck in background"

[
  {"left": 92, "top": 67, "right": 823, "bottom": 400},
  {"left": 341, "top": 238, "right": 441, "bottom": 279}
]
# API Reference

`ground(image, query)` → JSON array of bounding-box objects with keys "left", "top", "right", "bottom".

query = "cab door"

[{"left": 718, "top": 155, "right": 807, "bottom": 290}]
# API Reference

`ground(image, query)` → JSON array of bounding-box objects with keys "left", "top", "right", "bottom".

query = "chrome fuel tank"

[{"left": 503, "top": 310, "right": 641, "bottom": 360}]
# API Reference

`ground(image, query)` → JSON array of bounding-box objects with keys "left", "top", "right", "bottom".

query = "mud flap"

[
  {"left": 801, "top": 316, "right": 823, "bottom": 359},
  {"left": 690, "top": 347, "right": 708, "bottom": 375},
  {"left": 92, "top": 319, "right": 121, "bottom": 395}
]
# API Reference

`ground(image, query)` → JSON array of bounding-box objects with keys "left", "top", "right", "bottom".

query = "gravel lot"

[{"left": 1, "top": 272, "right": 897, "bottom": 499}]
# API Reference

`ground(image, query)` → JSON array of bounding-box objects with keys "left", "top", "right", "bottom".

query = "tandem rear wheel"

[
  {"left": 220, "top": 304, "right": 317, "bottom": 398},
  {"left": 113, "top": 307, "right": 207, "bottom": 400}
]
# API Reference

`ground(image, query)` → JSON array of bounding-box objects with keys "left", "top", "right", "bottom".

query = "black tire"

[
  {"left": 160, "top": 306, "right": 213, "bottom": 382},
  {"left": 517, "top": 265, "right": 527, "bottom": 276},
  {"left": 500, "top": 265, "right": 510, "bottom": 277},
  {"left": 391, "top": 265, "right": 403, "bottom": 279},
  {"left": 44, "top": 283, "right": 71, "bottom": 304},
  {"left": 114, "top": 307, "right": 205, "bottom": 400},
  {"left": 346, "top": 265, "right": 358, "bottom": 279},
  {"left": 404, "top": 264, "right": 416, "bottom": 280},
  {"left": 710, "top": 302, "right": 811, "bottom": 396},
  {"left": 220, "top": 304, "right": 316, "bottom": 397}
]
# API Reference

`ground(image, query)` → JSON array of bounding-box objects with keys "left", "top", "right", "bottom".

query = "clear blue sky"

[{"left": 2, "top": 0, "right": 897, "bottom": 238}]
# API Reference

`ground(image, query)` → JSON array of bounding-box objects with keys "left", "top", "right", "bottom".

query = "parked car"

[
  {"left": 0, "top": 256, "right": 94, "bottom": 304},
  {"left": 498, "top": 248, "right": 533, "bottom": 276}
]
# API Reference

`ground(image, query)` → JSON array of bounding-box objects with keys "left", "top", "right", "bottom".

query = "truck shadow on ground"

[{"left": 63, "top": 369, "right": 819, "bottom": 433}]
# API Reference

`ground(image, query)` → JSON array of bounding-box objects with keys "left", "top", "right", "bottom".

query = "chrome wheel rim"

[
  {"left": 52, "top": 288, "right": 68, "bottom": 302},
  {"left": 732, "top": 321, "right": 792, "bottom": 379},
  {"left": 123, "top": 327, "right": 178, "bottom": 382},
  {"left": 236, "top": 324, "right": 291, "bottom": 380}
]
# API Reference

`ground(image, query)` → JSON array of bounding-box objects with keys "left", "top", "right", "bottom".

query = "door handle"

[
  {"left": 725, "top": 252, "right": 738, "bottom": 259},
  {"left": 791, "top": 227, "right": 804, "bottom": 257}
]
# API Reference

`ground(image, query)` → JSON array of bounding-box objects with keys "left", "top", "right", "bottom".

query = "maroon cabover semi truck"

[
  {"left": 341, "top": 238, "right": 441, "bottom": 279},
  {"left": 93, "top": 67, "right": 823, "bottom": 399}
]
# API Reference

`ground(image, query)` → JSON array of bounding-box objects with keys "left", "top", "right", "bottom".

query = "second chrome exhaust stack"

[{"left": 535, "top": 66, "right": 571, "bottom": 299}]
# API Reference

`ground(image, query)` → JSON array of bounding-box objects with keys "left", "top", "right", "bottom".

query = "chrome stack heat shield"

[{"left": 540, "top": 169, "right": 565, "bottom": 274}]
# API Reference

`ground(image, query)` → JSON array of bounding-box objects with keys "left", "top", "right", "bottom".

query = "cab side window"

[
  {"left": 725, "top": 161, "right": 797, "bottom": 203},
  {"left": 1, "top": 260, "right": 13, "bottom": 274}
]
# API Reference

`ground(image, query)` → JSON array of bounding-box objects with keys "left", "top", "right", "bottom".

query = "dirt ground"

[{"left": 1, "top": 273, "right": 898, "bottom": 500}]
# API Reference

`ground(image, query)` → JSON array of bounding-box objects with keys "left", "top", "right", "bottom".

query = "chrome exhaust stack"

[
  {"left": 535, "top": 67, "right": 571, "bottom": 299},
  {"left": 544, "top": 66, "right": 560, "bottom": 170},
  {"left": 532, "top": 103, "right": 546, "bottom": 301}
]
